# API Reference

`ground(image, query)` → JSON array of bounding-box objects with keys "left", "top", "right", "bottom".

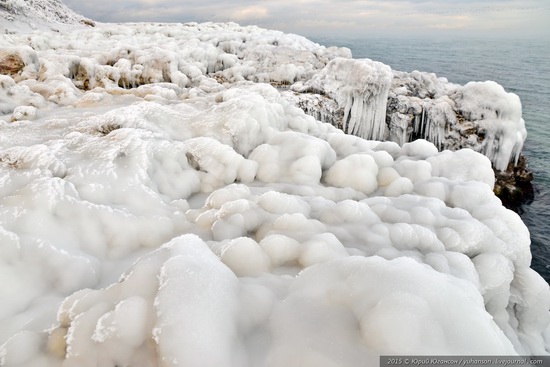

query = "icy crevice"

[
  {"left": 412, "top": 98, "right": 457, "bottom": 150},
  {"left": 280, "top": 91, "right": 343, "bottom": 129}
]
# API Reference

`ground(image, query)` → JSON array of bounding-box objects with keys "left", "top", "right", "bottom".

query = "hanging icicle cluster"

[
  {"left": 413, "top": 98, "right": 457, "bottom": 150},
  {"left": 292, "top": 57, "right": 392, "bottom": 141}
]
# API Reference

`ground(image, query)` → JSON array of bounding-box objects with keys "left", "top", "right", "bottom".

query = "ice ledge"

[{"left": 285, "top": 65, "right": 527, "bottom": 172}]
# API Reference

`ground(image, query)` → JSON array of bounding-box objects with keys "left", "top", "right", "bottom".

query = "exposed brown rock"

[
  {"left": 0, "top": 51, "right": 25, "bottom": 76},
  {"left": 80, "top": 18, "right": 96, "bottom": 27}
]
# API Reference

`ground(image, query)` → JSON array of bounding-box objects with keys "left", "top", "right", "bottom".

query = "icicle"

[{"left": 377, "top": 92, "right": 390, "bottom": 140}]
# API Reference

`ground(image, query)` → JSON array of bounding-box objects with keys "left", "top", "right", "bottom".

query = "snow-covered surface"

[
  {"left": 0, "top": 0, "right": 91, "bottom": 34},
  {"left": 0, "top": 10, "right": 549, "bottom": 367}
]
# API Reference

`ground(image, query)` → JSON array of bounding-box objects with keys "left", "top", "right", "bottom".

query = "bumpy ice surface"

[{"left": 0, "top": 19, "right": 549, "bottom": 367}]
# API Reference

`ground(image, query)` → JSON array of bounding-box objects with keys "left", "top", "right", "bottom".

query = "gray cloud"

[{"left": 63, "top": 0, "right": 550, "bottom": 38}]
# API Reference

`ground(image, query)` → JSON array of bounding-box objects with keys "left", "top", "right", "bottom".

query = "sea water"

[{"left": 311, "top": 36, "right": 550, "bottom": 283}]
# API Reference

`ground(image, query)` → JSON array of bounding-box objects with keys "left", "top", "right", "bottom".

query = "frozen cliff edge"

[
  {"left": 285, "top": 58, "right": 533, "bottom": 210},
  {"left": 0, "top": 14, "right": 549, "bottom": 367},
  {"left": 290, "top": 60, "right": 527, "bottom": 172}
]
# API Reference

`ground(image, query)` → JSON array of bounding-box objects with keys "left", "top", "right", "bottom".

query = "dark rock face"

[
  {"left": 494, "top": 154, "right": 534, "bottom": 212},
  {"left": 282, "top": 91, "right": 343, "bottom": 129}
]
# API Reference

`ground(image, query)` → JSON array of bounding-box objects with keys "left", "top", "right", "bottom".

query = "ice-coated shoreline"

[{"left": 1, "top": 3, "right": 549, "bottom": 365}]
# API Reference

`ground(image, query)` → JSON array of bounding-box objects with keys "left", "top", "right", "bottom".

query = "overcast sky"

[{"left": 64, "top": 0, "right": 549, "bottom": 39}]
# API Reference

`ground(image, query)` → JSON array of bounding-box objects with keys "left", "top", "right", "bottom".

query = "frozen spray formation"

[
  {"left": 0, "top": 5, "right": 548, "bottom": 367},
  {"left": 291, "top": 57, "right": 393, "bottom": 141},
  {"left": 386, "top": 72, "right": 527, "bottom": 171},
  {"left": 289, "top": 65, "right": 527, "bottom": 172}
]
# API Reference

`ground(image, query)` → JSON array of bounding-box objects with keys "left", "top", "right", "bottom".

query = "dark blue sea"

[{"left": 312, "top": 37, "right": 550, "bottom": 284}]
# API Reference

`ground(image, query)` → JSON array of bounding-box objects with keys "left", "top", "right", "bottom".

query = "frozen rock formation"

[
  {"left": 0, "top": 7, "right": 548, "bottom": 367},
  {"left": 285, "top": 67, "right": 527, "bottom": 173},
  {"left": 292, "top": 58, "right": 392, "bottom": 141},
  {"left": 282, "top": 60, "right": 532, "bottom": 209},
  {"left": 388, "top": 72, "right": 527, "bottom": 172}
]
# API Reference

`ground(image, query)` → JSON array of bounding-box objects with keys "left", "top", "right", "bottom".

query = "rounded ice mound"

[
  {"left": 259, "top": 234, "right": 301, "bottom": 267},
  {"left": 250, "top": 131, "right": 336, "bottom": 185},
  {"left": 257, "top": 190, "right": 310, "bottom": 216},
  {"left": 428, "top": 148, "right": 495, "bottom": 188},
  {"left": 324, "top": 154, "right": 379, "bottom": 194},
  {"left": 458, "top": 81, "right": 522, "bottom": 123},
  {"left": 184, "top": 137, "right": 257, "bottom": 191},
  {"left": 401, "top": 139, "right": 439, "bottom": 159},
  {"left": 298, "top": 232, "right": 348, "bottom": 267},
  {"left": 261, "top": 255, "right": 517, "bottom": 367},
  {"left": 383, "top": 176, "right": 414, "bottom": 197},
  {"left": 220, "top": 237, "right": 270, "bottom": 276}
]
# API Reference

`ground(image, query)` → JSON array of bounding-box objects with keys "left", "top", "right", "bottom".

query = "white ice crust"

[{"left": 0, "top": 16, "right": 548, "bottom": 367}]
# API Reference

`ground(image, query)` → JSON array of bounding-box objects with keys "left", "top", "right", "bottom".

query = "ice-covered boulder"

[{"left": 455, "top": 81, "right": 526, "bottom": 170}]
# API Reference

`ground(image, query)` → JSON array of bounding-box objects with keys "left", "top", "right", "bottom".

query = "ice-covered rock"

[
  {"left": 0, "top": 10, "right": 547, "bottom": 367},
  {"left": 287, "top": 66, "right": 527, "bottom": 172},
  {"left": 386, "top": 72, "right": 527, "bottom": 171},
  {"left": 456, "top": 81, "right": 526, "bottom": 170},
  {"left": 292, "top": 57, "right": 392, "bottom": 141}
]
